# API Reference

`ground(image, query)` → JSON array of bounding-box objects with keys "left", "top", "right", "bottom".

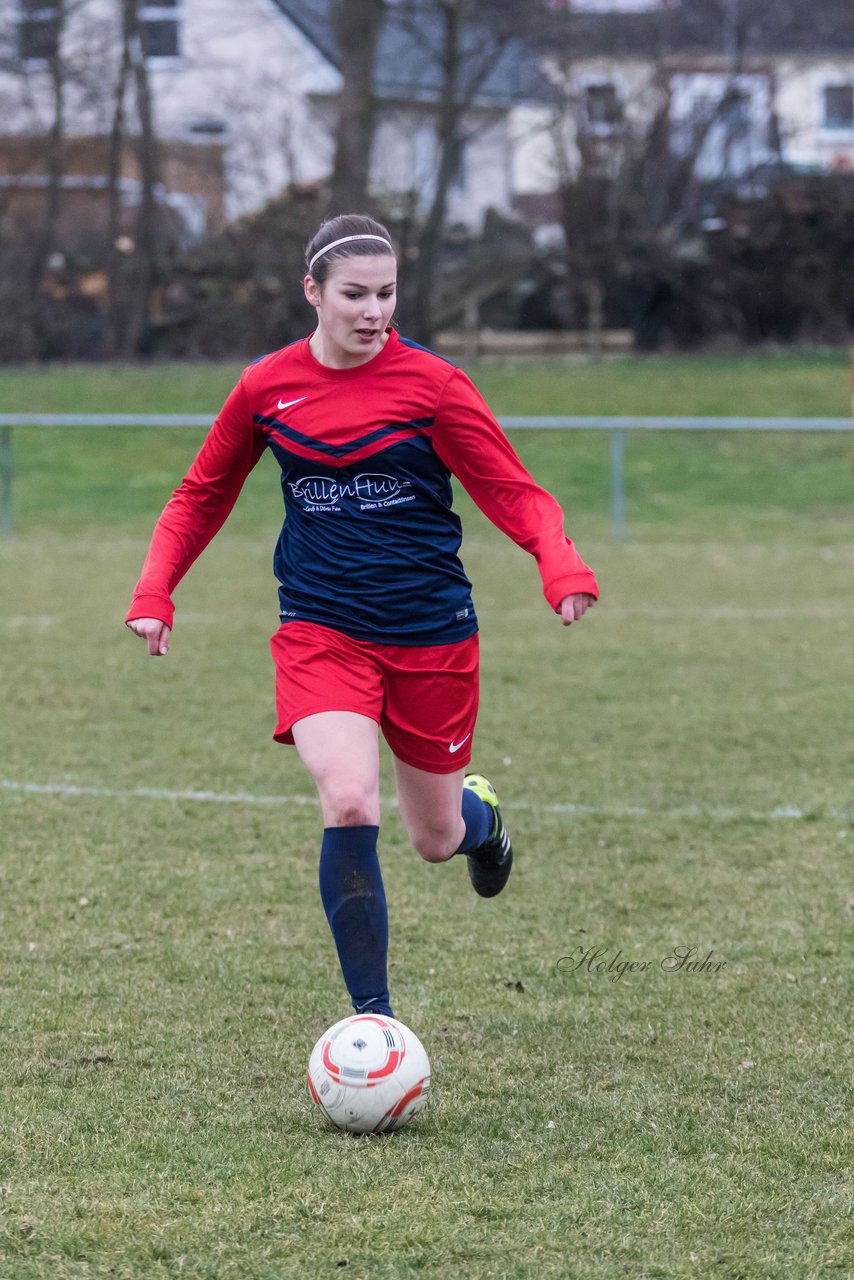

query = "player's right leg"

[
  {"left": 292, "top": 711, "right": 392, "bottom": 1018},
  {"left": 269, "top": 620, "right": 393, "bottom": 1019},
  {"left": 292, "top": 710, "right": 381, "bottom": 828}
]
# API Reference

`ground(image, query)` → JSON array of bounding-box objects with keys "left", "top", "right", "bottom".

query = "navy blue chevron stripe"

[
  {"left": 397, "top": 335, "right": 457, "bottom": 367},
  {"left": 254, "top": 414, "right": 434, "bottom": 458}
]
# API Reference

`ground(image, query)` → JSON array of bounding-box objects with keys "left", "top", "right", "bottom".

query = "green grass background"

[{"left": 0, "top": 351, "right": 851, "bottom": 1279}]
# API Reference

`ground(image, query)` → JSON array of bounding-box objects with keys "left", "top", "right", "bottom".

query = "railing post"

[
  {"left": 1, "top": 425, "right": 12, "bottom": 538},
  {"left": 610, "top": 425, "right": 625, "bottom": 538}
]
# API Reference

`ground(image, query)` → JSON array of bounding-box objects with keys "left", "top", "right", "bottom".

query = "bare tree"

[
  {"left": 124, "top": 0, "right": 159, "bottom": 355},
  {"left": 16, "top": 0, "right": 68, "bottom": 358},
  {"left": 538, "top": 0, "right": 783, "bottom": 351},
  {"left": 393, "top": 0, "right": 526, "bottom": 343},
  {"left": 329, "top": 0, "right": 387, "bottom": 214},
  {"left": 106, "top": 3, "right": 133, "bottom": 353},
  {"left": 101, "top": 0, "right": 160, "bottom": 355}
]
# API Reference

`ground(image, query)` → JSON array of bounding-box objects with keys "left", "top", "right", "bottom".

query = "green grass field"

[{"left": 0, "top": 352, "right": 852, "bottom": 1279}]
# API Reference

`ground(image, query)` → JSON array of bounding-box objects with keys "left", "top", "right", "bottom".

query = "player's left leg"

[
  {"left": 380, "top": 633, "right": 513, "bottom": 894},
  {"left": 459, "top": 773, "right": 514, "bottom": 899},
  {"left": 393, "top": 758, "right": 466, "bottom": 862},
  {"left": 394, "top": 758, "right": 513, "bottom": 896}
]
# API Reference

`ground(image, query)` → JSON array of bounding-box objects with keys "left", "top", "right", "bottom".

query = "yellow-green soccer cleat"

[{"left": 463, "top": 773, "right": 513, "bottom": 898}]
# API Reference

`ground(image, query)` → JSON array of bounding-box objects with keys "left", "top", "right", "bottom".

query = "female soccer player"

[{"left": 126, "top": 213, "right": 597, "bottom": 1021}]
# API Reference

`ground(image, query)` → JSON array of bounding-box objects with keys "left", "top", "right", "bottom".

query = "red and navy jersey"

[{"left": 126, "top": 329, "right": 598, "bottom": 644}]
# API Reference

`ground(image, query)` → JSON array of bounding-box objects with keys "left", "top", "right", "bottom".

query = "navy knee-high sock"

[
  {"left": 454, "top": 786, "right": 494, "bottom": 854},
  {"left": 318, "top": 825, "right": 393, "bottom": 1018}
]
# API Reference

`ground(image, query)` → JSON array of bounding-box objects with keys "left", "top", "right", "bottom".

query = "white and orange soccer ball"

[{"left": 307, "top": 1014, "right": 431, "bottom": 1134}]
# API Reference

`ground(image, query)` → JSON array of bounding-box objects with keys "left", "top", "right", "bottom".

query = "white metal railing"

[{"left": 1, "top": 414, "right": 851, "bottom": 538}]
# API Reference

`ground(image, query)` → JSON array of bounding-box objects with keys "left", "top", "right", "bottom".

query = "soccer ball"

[{"left": 307, "top": 1014, "right": 431, "bottom": 1134}]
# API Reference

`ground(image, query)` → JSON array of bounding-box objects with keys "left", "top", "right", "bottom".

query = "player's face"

[{"left": 305, "top": 255, "right": 397, "bottom": 367}]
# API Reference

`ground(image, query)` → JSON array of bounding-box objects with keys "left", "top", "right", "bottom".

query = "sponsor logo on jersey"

[
  {"left": 288, "top": 473, "right": 414, "bottom": 512},
  {"left": 277, "top": 396, "right": 309, "bottom": 411}
]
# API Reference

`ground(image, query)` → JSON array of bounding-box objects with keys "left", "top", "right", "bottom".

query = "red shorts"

[{"left": 270, "top": 620, "right": 479, "bottom": 774}]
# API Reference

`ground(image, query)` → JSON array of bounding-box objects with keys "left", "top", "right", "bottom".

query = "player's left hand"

[{"left": 559, "top": 593, "right": 596, "bottom": 626}]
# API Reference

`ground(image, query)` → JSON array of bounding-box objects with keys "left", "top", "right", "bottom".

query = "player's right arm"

[{"left": 125, "top": 377, "right": 265, "bottom": 646}]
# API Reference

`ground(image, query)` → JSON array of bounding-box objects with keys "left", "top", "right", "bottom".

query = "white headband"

[{"left": 308, "top": 233, "right": 394, "bottom": 273}]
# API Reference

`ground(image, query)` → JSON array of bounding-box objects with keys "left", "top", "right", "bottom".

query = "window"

[
  {"left": 823, "top": 85, "right": 854, "bottom": 131},
  {"left": 720, "top": 91, "right": 751, "bottom": 143},
  {"left": 669, "top": 72, "right": 773, "bottom": 179},
  {"left": 185, "top": 118, "right": 229, "bottom": 140},
  {"left": 584, "top": 82, "right": 623, "bottom": 132},
  {"left": 18, "top": 1, "right": 60, "bottom": 61},
  {"left": 139, "top": 0, "right": 181, "bottom": 60}
]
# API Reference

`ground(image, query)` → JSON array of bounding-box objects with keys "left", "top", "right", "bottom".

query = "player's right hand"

[{"left": 126, "top": 617, "right": 171, "bottom": 656}]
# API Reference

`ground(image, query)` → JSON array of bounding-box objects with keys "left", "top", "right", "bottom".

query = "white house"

[
  {"left": 0, "top": 0, "right": 548, "bottom": 239},
  {"left": 512, "top": 0, "right": 854, "bottom": 209},
  {"left": 3, "top": 0, "right": 851, "bottom": 246}
]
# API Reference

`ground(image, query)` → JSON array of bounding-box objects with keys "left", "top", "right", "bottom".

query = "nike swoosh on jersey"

[
  {"left": 277, "top": 396, "right": 309, "bottom": 410},
  {"left": 449, "top": 734, "right": 471, "bottom": 753}
]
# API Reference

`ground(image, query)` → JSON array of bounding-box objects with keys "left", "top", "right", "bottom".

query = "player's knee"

[
  {"left": 410, "top": 824, "right": 457, "bottom": 863},
  {"left": 321, "top": 781, "right": 377, "bottom": 828}
]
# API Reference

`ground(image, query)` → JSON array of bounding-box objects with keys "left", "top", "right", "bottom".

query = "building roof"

[
  {"left": 270, "top": 0, "right": 554, "bottom": 106},
  {"left": 540, "top": 0, "right": 854, "bottom": 59}
]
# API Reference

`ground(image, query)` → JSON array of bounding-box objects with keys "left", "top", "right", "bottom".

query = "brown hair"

[{"left": 305, "top": 213, "right": 396, "bottom": 284}]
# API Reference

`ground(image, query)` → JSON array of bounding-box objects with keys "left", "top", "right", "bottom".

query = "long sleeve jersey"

[{"left": 126, "top": 329, "right": 599, "bottom": 645}]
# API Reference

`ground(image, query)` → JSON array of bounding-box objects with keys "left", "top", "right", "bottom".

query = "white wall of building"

[
  {"left": 512, "top": 52, "right": 854, "bottom": 194},
  {"left": 0, "top": 0, "right": 516, "bottom": 227},
  {"left": 9, "top": 2, "right": 851, "bottom": 228},
  {"left": 367, "top": 105, "right": 511, "bottom": 225},
  {"left": 447, "top": 111, "right": 512, "bottom": 225},
  {"left": 512, "top": 58, "right": 660, "bottom": 191},
  {"left": 775, "top": 57, "right": 854, "bottom": 171},
  {"left": 149, "top": 0, "right": 339, "bottom": 218}
]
